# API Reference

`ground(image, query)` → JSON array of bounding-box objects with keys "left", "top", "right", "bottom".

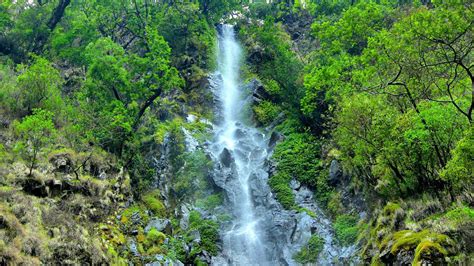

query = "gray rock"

[
  {"left": 49, "top": 153, "right": 74, "bottom": 173},
  {"left": 189, "top": 230, "right": 201, "bottom": 243},
  {"left": 128, "top": 239, "right": 140, "bottom": 256},
  {"left": 219, "top": 148, "right": 233, "bottom": 168},
  {"left": 131, "top": 211, "right": 141, "bottom": 225},
  {"left": 145, "top": 218, "right": 171, "bottom": 234},
  {"left": 179, "top": 204, "right": 191, "bottom": 231},
  {"left": 290, "top": 179, "right": 301, "bottom": 190},
  {"left": 268, "top": 131, "right": 283, "bottom": 149},
  {"left": 196, "top": 250, "right": 212, "bottom": 265},
  {"left": 328, "top": 159, "right": 343, "bottom": 186}
]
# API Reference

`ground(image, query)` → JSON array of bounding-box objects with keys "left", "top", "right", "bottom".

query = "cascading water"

[
  {"left": 208, "top": 24, "right": 358, "bottom": 265},
  {"left": 210, "top": 24, "right": 270, "bottom": 265}
]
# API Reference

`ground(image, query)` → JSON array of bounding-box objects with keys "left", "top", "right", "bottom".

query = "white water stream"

[{"left": 210, "top": 24, "right": 270, "bottom": 265}]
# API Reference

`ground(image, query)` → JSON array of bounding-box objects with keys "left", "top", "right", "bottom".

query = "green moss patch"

[
  {"left": 293, "top": 234, "right": 325, "bottom": 263},
  {"left": 142, "top": 190, "right": 166, "bottom": 217},
  {"left": 334, "top": 214, "right": 359, "bottom": 246}
]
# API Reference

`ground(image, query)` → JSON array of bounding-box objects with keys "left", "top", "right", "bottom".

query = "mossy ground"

[{"left": 360, "top": 199, "right": 473, "bottom": 265}]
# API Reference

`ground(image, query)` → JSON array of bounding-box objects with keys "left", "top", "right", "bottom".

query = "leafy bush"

[
  {"left": 146, "top": 228, "right": 166, "bottom": 246},
  {"left": 173, "top": 150, "right": 212, "bottom": 201},
  {"left": 15, "top": 56, "right": 64, "bottom": 115},
  {"left": 196, "top": 193, "right": 223, "bottom": 210},
  {"left": 142, "top": 190, "right": 166, "bottom": 217},
  {"left": 14, "top": 109, "right": 56, "bottom": 175},
  {"left": 188, "top": 211, "right": 219, "bottom": 256},
  {"left": 440, "top": 127, "right": 474, "bottom": 193},
  {"left": 269, "top": 173, "right": 295, "bottom": 209},
  {"left": 270, "top": 131, "right": 330, "bottom": 208},
  {"left": 334, "top": 214, "right": 359, "bottom": 246},
  {"left": 293, "top": 234, "right": 325, "bottom": 263},
  {"left": 253, "top": 100, "right": 281, "bottom": 125},
  {"left": 327, "top": 191, "right": 344, "bottom": 217}
]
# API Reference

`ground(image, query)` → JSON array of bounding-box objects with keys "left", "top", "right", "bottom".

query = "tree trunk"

[
  {"left": 133, "top": 88, "right": 162, "bottom": 131},
  {"left": 47, "top": 0, "right": 72, "bottom": 30}
]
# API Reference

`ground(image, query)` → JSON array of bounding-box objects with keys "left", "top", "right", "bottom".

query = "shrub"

[
  {"left": 188, "top": 211, "right": 219, "bottom": 256},
  {"left": 14, "top": 109, "right": 56, "bottom": 175},
  {"left": 327, "top": 191, "right": 343, "bottom": 217},
  {"left": 146, "top": 228, "right": 166, "bottom": 246},
  {"left": 334, "top": 214, "right": 359, "bottom": 246},
  {"left": 293, "top": 234, "right": 325, "bottom": 263},
  {"left": 269, "top": 173, "right": 295, "bottom": 209},
  {"left": 253, "top": 100, "right": 281, "bottom": 125},
  {"left": 196, "top": 193, "right": 223, "bottom": 210},
  {"left": 270, "top": 131, "right": 328, "bottom": 209},
  {"left": 14, "top": 56, "right": 64, "bottom": 115},
  {"left": 386, "top": 230, "right": 455, "bottom": 264},
  {"left": 142, "top": 190, "right": 166, "bottom": 217},
  {"left": 173, "top": 150, "right": 212, "bottom": 200}
]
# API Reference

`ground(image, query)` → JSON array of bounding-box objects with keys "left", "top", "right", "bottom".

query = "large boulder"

[
  {"left": 328, "top": 159, "right": 343, "bottom": 186},
  {"left": 219, "top": 148, "right": 234, "bottom": 168},
  {"left": 145, "top": 218, "right": 172, "bottom": 235},
  {"left": 49, "top": 152, "right": 74, "bottom": 174}
]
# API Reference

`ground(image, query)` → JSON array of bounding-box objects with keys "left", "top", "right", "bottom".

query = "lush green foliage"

[
  {"left": 173, "top": 150, "right": 213, "bottom": 201},
  {"left": 188, "top": 211, "right": 220, "bottom": 256},
  {"left": 333, "top": 214, "right": 359, "bottom": 246},
  {"left": 293, "top": 234, "right": 325, "bottom": 263},
  {"left": 240, "top": 19, "right": 304, "bottom": 109},
  {"left": 142, "top": 190, "right": 166, "bottom": 217},
  {"left": 240, "top": 1, "right": 472, "bottom": 263},
  {"left": 0, "top": 0, "right": 472, "bottom": 264},
  {"left": 14, "top": 109, "right": 57, "bottom": 175},
  {"left": 302, "top": 1, "right": 473, "bottom": 199},
  {"left": 253, "top": 100, "right": 281, "bottom": 125}
]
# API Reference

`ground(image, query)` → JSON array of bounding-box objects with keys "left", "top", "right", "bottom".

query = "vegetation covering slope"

[
  {"left": 0, "top": 0, "right": 237, "bottom": 264},
  {"left": 240, "top": 0, "right": 473, "bottom": 264},
  {"left": 0, "top": 0, "right": 472, "bottom": 265}
]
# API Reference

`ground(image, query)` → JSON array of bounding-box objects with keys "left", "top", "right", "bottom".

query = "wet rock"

[
  {"left": 145, "top": 218, "right": 172, "bottom": 234},
  {"left": 196, "top": 250, "right": 212, "bottom": 265},
  {"left": 328, "top": 159, "right": 343, "bottom": 186},
  {"left": 290, "top": 179, "right": 301, "bottom": 190},
  {"left": 249, "top": 172, "right": 272, "bottom": 206},
  {"left": 219, "top": 148, "right": 233, "bottom": 168},
  {"left": 234, "top": 128, "right": 248, "bottom": 139},
  {"left": 186, "top": 114, "right": 198, "bottom": 123},
  {"left": 131, "top": 211, "right": 141, "bottom": 225},
  {"left": 268, "top": 131, "right": 283, "bottom": 149},
  {"left": 128, "top": 239, "right": 140, "bottom": 256},
  {"left": 179, "top": 205, "right": 191, "bottom": 230},
  {"left": 0, "top": 116, "right": 10, "bottom": 128},
  {"left": 248, "top": 79, "right": 269, "bottom": 102},
  {"left": 189, "top": 230, "right": 201, "bottom": 243},
  {"left": 295, "top": 186, "right": 313, "bottom": 204}
]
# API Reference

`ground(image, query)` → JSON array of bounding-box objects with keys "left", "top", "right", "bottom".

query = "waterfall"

[
  {"left": 208, "top": 24, "right": 358, "bottom": 266},
  {"left": 210, "top": 24, "right": 270, "bottom": 265}
]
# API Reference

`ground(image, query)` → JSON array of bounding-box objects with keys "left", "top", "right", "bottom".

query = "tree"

[
  {"left": 14, "top": 109, "right": 56, "bottom": 176},
  {"left": 80, "top": 32, "right": 182, "bottom": 155},
  {"left": 441, "top": 127, "right": 474, "bottom": 194},
  {"left": 14, "top": 56, "right": 63, "bottom": 116}
]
